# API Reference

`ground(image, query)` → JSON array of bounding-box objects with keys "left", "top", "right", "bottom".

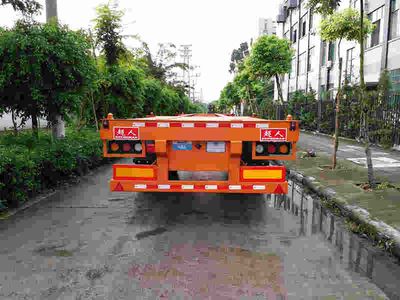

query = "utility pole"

[
  {"left": 46, "top": 0, "right": 65, "bottom": 139},
  {"left": 179, "top": 45, "right": 192, "bottom": 99},
  {"left": 179, "top": 45, "right": 202, "bottom": 102}
]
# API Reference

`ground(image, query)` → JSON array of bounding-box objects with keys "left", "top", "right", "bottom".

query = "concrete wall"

[
  {"left": 0, "top": 113, "right": 48, "bottom": 131},
  {"left": 275, "top": 0, "right": 400, "bottom": 101}
]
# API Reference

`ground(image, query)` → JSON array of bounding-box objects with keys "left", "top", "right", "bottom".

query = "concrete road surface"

[{"left": 0, "top": 161, "right": 389, "bottom": 299}]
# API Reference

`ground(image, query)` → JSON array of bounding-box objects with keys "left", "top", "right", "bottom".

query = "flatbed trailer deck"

[{"left": 100, "top": 113, "right": 300, "bottom": 194}]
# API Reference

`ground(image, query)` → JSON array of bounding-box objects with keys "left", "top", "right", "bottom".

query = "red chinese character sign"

[
  {"left": 113, "top": 127, "right": 140, "bottom": 140},
  {"left": 260, "top": 129, "right": 287, "bottom": 141}
]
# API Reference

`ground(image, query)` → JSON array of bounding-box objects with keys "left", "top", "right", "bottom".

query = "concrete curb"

[
  {"left": 0, "top": 190, "right": 58, "bottom": 221},
  {"left": 274, "top": 160, "right": 400, "bottom": 260},
  {"left": 0, "top": 158, "right": 117, "bottom": 223},
  {"left": 301, "top": 129, "right": 400, "bottom": 152}
]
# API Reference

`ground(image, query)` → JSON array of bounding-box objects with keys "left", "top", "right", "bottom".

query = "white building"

[
  {"left": 258, "top": 18, "right": 277, "bottom": 36},
  {"left": 274, "top": 0, "right": 400, "bottom": 102}
]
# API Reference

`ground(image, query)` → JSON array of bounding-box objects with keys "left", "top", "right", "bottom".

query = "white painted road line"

[{"left": 347, "top": 157, "right": 400, "bottom": 168}]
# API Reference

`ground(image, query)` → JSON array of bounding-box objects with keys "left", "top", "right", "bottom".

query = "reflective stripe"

[
  {"left": 256, "top": 124, "right": 269, "bottom": 129},
  {"left": 158, "top": 184, "right": 171, "bottom": 190},
  {"left": 134, "top": 184, "right": 147, "bottom": 189},
  {"left": 133, "top": 122, "right": 145, "bottom": 127},
  {"left": 205, "top": 185, "right": 218, "bottom": 190},
  {"left": 181, "top": 123, "right": 195, "bottom": 128},
  {"left": 231, "top": 123, "right": 244, "bottom": 128},
  {"left": 229, "top": 185, "right": 242, "bottom": 190},
  {"left": 253, "top": 185, "right": 266, "bottom": 190},
  {"left": 206, "top": 123, "right": 219, "bottom": 128},
  {"left": 182, "top": 185, "right": 194, "bottom": 190},
  {"left": 157, "top": 123, "right": 170, "bottom": 128}
]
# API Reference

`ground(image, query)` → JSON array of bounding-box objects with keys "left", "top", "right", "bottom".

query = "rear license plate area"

[{"left": 206, "top": 142, "right": 226, "bottom": 153}]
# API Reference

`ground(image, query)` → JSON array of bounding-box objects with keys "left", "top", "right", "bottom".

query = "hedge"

[{"left": 0, "top": 129, "right": 106, "bottom": 211}]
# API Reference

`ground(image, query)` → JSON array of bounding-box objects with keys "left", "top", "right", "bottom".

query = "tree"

[
  {"left": 319, "top": 8, "right": 374, "bottom": 169},
  {"left": 140, "top": 42, "right": 188, "bottom": 89},
  {"left": 0, "top": 0, "right": 41, "bottom": 15},
  {"left": 233, "top": 65, "right": 269, "bottom": 116},
  {"left": 0, "top": 21, "right": 97, "bottom": 138},
  {"left": 229, "top": 42, "right": 250, "bottom": 74},
  {"left": 246, "top": 35, "right": 293, "bottom": 105},
  {"left": 307, "top": 0, "right": 341, "bottom": 15},
  {"left": 94, "top": 3, "right": 126, "bottom": 67},
  {"left": 220, "top": 82, "right": 241, "bottom": 114},
  {"left": 308, "top": 0, "right": 377, "bottom": 188}
]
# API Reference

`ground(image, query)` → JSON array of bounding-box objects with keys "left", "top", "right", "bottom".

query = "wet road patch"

[
  {"left": 135, "top": 227, "right": 168, "bottom": 240},
  {"left": 128, "top": 243, "right": 286, "bottom": 299},
  {"left": 86, "top": 265, "right": 112, "bottom": 281},
  {"left": 34, "top": 243, "right": 73, "bottom": 257}
]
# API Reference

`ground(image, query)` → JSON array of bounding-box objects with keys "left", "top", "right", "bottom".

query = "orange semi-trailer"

[{"left": 100, "top": 113, "right": 300, "bottom": 194}]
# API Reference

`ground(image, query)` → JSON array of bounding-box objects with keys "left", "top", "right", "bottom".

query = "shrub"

[{"left": 0, "top": 129, "right": 104, "bottom": 210}]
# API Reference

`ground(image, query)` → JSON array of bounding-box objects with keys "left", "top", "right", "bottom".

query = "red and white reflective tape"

[
  {"left": 132, "top": 184, "right": 267, "bottom": 191},
  {"left": 130, "top": 122, "right": 270, "bottom": 129}
]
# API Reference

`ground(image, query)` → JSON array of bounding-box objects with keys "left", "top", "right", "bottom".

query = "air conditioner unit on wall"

[
  {"left": 277, "top": 14, "right": 286, "bottom": 23},
  {"left": 287, "top": 0, "right": 298, "bottom": 9}
]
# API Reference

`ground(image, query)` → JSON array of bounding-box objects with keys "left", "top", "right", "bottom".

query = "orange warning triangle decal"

[
  {"left": 113, "top": 182, "right": 124, "bottom": 192},
  {"left": 274, "top": 184, "right": 284, "bottom": 194}
]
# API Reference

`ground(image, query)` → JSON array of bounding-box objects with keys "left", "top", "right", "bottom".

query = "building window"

[
  {"left": 292, "top": 23, "right": 298, "bottom": 43},
  {"left": 328, "top": 42, "right": 335, "bottom": 62},
  {"left": 300, "top": 15, "right": 307, "bottom": 38},
  {"left": 368, "top": 6, "right": 384, "bottom": 47},
  {"left": 390, "top": 0, "right": 399, "bottom": 40},
  {"left": 346, "top": 47, "right": 355, "bottom": 81},
  {"left": 298, "top": 52, "right": 307, "bottom": 75},
  {"left": 308, "top": 47, "right": 314, "bottom": 72},
  {"left": 290, "top": 57, "right": 297, "bottom": 78},
  {"left": 371, "top": 20, "right": 381, "bottom": 47},
  {"left": 309, "top": 11, "right": 314, "bottom": 30},
  {"left": 321, "top": 41, "right": 327, "bottom": 66},
  {"left": 390, "top": 69, "right": 400, "bottom": 105}
]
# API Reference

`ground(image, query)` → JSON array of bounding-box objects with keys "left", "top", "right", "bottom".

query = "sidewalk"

[
  {"left": 297, "top": 131, "right": 400, "bottom": 184},
  {"left": 280, "top": 131, "right": 400, "bottom": 258}
]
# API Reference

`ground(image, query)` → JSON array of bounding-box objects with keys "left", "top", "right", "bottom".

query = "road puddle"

[
  {"left": 273, "top": 180, "right": 400, "bottom": 299},
  {"left": 135, "top": 227, "right": 168, "bottom": 240}
]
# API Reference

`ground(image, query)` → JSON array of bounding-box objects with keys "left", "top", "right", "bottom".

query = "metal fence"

[{"left": 273, "top": 96, "right": 400, "bottom": 147}]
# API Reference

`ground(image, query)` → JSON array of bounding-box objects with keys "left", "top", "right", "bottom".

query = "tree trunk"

[
  {"left": 46, "top": 0, "right": 65, "bottom": 139},
  {"left": 51, "top": 115, "right": 65, "bottom": 139},
  {"left": 275, "top": 74, "right": 284, "bottom": 105},
  {"left": 31, "top": 111, "right": 39, "bottom": 139},
  {"left": 11, "top": 109, "right": 18, "bottom": 135},
  {"left": 275, "top": 74, "right": 284, "bottom": 120},
  {"left": 91, "top": 92, "right": 99, "bottom": 131},
  {"left": 360, "top": 0, "right": 376, "bottom": 188},
  {"left": 332, "top": 40, "right": 343, "bottom": 169}
]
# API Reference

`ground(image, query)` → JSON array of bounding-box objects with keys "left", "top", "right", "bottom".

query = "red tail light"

[
  {"left": 267, "top": 144, "right": 276, "bottom": 154},
  {"left": 123, "top": 143, "right": 132, "bottom": 152},
  {"left": 255, "top": 142, "right": 291, "bottom": 156},
  {"left": 146, "top": 141, "right": 156, "bottom": 153},
  {"left": 107, "top": 141, "right": 143, "bottom": 154}
]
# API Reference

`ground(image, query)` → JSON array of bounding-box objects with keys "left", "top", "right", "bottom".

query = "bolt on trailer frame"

[{"left": 100, "top": 113, "right": 300, "bottom": 194}]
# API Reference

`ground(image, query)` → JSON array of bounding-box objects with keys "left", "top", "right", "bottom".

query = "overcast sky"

[{"left": 0, "top": 0, "right": 280, "bottom": 102}]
